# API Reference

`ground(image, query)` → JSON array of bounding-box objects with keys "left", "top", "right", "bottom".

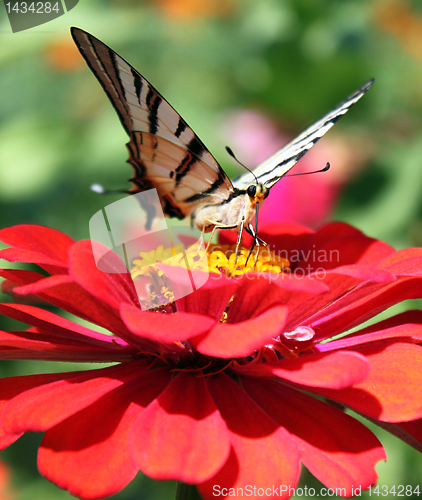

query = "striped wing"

[
  {"left": 233, "top": 79, "right": 374, "bottom": 189},
  {"left": 71, "top": 27, "right": 233, "bottom": 221}
]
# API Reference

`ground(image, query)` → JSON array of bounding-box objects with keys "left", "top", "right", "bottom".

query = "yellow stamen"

[
  {"left": 131, "top": 242, "right": 289, "bottom": 283},
  {"left": 130, "top": 241, "right": 290, "bottom": 312},
  {"left": 207, "top": 243, "right": 290, "bottom": 277}
]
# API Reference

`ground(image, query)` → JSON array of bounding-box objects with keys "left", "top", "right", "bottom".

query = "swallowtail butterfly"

[{"left": 71, "top": 27, "right": 373, "bottom": 251}]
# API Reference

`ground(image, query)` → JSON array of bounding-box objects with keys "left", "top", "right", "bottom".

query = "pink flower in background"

[{"left": 222, "top": 110, "right": 371, "bottom": 227}]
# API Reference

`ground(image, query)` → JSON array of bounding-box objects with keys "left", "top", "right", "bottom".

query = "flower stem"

[{"left": 175, "top": 482, "right": 203, "bottom": 500}]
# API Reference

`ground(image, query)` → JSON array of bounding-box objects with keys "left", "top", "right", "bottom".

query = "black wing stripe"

[
  {"left": 184, "top": 176, "right": 227, "bottom": 203},
  {"left": 146, "top": 87, "right": 162, "bottom": 135},
  {"left": 175, "top": 119, "right": 187, "bottom": 138},
  {"left": 174, "top": 154, "right": 198, "bottom": 187},
  {"left": 89, "top": 37, "right": 131, "bottom": 131},
  {"left": 163, "top": 197, "right": 185, "bottom": 219},
  {"left": 264, "top": 151, "right": 309, "bottom": 186},
  {"left": 233, "top": 78, "right": 374, "bottom": 189},
  {"left": 132, "top": 67, "right": 143, "bottom": 102},
  {"left": 106, "top": 47, "right": 130, "bottom": 118},
  {"left": 173, "top": 136, "right": 206, "bottom": 186},
  {"left": 71, "top": 30, "right": 133, "bottom": 135},
  {"left": 186, "top": 136, "right": 205, "bottom": 157}
]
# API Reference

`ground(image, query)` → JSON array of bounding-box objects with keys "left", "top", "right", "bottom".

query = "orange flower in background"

[
  {"left": 154, "top": 0, "right": 236, "bottom": 20},
  {"left": 0, "top": 459, "right": 14, "bottom": 500},
  {"left": 45, "top": 37, "right": 85, "bottom": 72},
  {"left": 374, "top": 0, "right": 422, "bottom": 59}
]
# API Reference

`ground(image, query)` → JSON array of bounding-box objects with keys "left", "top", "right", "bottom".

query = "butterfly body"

[
  {"left": 71, "top": 27, "right": 373, "bottom": 245},
  {"left": 191, "top": 182, "right": 267, "bottom": 233}
]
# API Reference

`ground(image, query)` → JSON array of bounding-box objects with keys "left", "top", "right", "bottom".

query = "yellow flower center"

[
  {"left": 206, "top": 243, "right": 289, "bottom": 276},
  {"left": 130, "top": 241, "right": 289, "bottom": 281}
]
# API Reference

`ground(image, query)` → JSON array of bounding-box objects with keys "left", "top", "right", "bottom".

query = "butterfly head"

[{"left": 247, "top": 183, "right": 269, "bottom": 205}]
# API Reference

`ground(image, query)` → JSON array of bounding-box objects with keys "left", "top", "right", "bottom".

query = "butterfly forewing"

[
  {"left": 233, "top": 79, "right": 374, "bottom": 189},
  {"left": 71, "top": 27, "right": 233, "bottom": 221}
]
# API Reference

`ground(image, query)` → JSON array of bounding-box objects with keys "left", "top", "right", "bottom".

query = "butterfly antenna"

[
  {"left": 282, "top": 162, "right": 330, "bottom": 179},
  {"left": 225, "top": 146, "right": 259, "bottom": 185}
]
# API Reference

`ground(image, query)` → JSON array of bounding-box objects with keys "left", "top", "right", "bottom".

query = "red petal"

[
  {"left": 306, "top": 222, "right": 394, "bottom": 266},
  {"left": 0, "top": 269, "right": 50, "bottom": 287},
  {"left": 309, "top": 276, "right": 422, "bottom": 339},
  {"left": 397, "top": 419, "right": 422, "bottom": 443},
  {"left": 267, "top": 272, "right": 363, "bottom": 338},
  {"left": 1, "top": 279, "right": 52, "bottom": 305},
  {"left": 383, "top": 247, "right": 422, "bottom": 260},
  {"left": 312, "top": 222, "right": 366, "bottom": 242},
  {"left": 12, "top": 275, "right": 74, "bottom": 295},
  {"left": 69, "top": 240, "right": 138, "bottom": 310},
  {"left": 38, "top": 367, "right": 171, "bottom": 500},
  {"left": 0, "top": 431, "right": 22, "bottom": 451},
  {"left": 316, "top": 310, "right": 422, "bottom": 352},
  {"left": 370, "top": 419, "right": 422, "bottom": 454},
  {"left": 193, "top": 305, "right": 288, "bottom": 358},
  {"left": 0, "top": 269, "right": 136, "bottom": 341},
  {"left": 0, "top": 372, "right": 82, "bottom": 450},
  {"left": 198, "top": 373, "right": 300, "bottom": 499},
  {"left": 0, "top": 329, "right": 133, "bottom": 362},
  {"left": 224, "top": 275, "right": 286, "bottom": 322},
  {"left": 120, "top": 303, "right": 215, "bottom": 343},
  {"left": 0, "top": 303, "right": 129, "bottom": 347},
  {"left": 243, "top": 378, "right": 385, "bottom": 494},
  {"left": 234, "top": 351, "right": 370, "bottom": 389},
  {"left": 175, "top": 274, "right": 239, "bottom": 320},
  {"left": 0, "top": 224, "right": 74, "bottom": 272},
  {"left": 219, "top": 222, "right": 315, "bottom": 259},
  {"left": 2, "top": 362, "right": 149, "bottom": 433},
  {"left": 380, "top": 248, "right": 422, "bottom": 275},
  {"left": 316, "top": 343, "right": 422, "bottom": 421},
  {"left": 130, "top": 371, "right": 230, "bottom": 483},
  {"left": 328, "top": 264, "right": 395, "bottom": 283},
  {"left": 0, "top": 249, "right": 68, "bottom": 273},
  {"left": 271, "top": 272, "right": 330, "bottom": 293}
]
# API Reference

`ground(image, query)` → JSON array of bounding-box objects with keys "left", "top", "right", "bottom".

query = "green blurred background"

[{"left": 1, "top": 0, "right": 422, "bottom": 498}]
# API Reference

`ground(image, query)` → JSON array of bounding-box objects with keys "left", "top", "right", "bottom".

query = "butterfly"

[{"left": 71, "top": 27, "right": 373, "bottom": 258}]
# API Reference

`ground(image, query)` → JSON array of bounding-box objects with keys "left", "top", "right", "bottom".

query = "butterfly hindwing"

[
  {"left": 233, "top": 79, "right": 374, "bottom": 189},
  {"left": 71, "top": 27, "right": 233, "bottom": 220},
  {"left": 126, "top": 131, "right": 232, "bottom": 218}
]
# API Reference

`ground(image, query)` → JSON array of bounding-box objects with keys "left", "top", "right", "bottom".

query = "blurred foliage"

[{"left": 1, "top": 0, "right": 422, "bottom": 498}]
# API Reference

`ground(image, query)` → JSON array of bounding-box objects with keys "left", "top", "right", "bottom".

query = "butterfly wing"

[
  {"left": 71, "top": 27, "right": 234, "bottom": 222},
  {"left": 233, "top": 79, "right": 374, "bottom": 189}
]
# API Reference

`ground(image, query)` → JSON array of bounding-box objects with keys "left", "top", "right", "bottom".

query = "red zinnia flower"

[{"left": 1, "top": 222, "right": 422, "bottom": 499}]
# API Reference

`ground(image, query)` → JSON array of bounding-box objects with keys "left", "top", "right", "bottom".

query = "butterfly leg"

[
  {"left": 231, "top": 216, "right": 245, "bottom": 271},
  {"left": 198, "top": 219, "right": 240, "bottom": 264},
  {"left": 195, "top": 226, "right": 207, "bottom": 257},
  {"left": 245, "top": 226, "right": 267, "bottom": 247},
  {"left": 201, "top": 225, "right": 219, "bottom": 261},
  {"left": 245, "top": 224, "right": 258, "bottom": 268},
  {"left": 245, "top": 224, "right": 267, "bottom": 269},
  {"left": 203, "top": 218, "right": 245, "bottom": 274}
]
